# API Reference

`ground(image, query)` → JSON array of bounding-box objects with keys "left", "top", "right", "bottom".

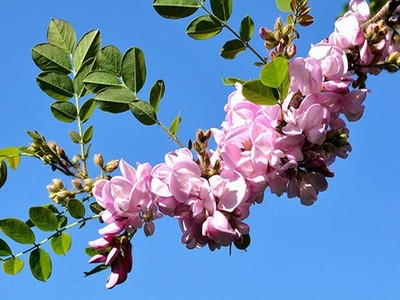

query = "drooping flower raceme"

[{"left": 88, "top": 0, "right": 400, "bottom": 288}]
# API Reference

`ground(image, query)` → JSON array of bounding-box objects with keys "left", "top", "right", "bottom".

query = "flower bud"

[
  {"left": 56, "top": 146, "right": 65, "bottom": 158},
  {"left": 285, "top": 43, "right": 297, "bottom": 59},
  {"left": 93, "top": 153, "right": 104, "bottom": 168},
  {"left": 71, "top": 178, "right": 83, "bottom": 190},
  {"left": 47, "top": 141, "right": 57, "bottom": 151},
  {"left": 83, "top": 178, "right": 94, "bottom": 192},
  {"left": 104, "top": 160, "right": 119, "bottom": 173},
  {"left": 144, "top": 220, "right": 155, "bottom": 237}
]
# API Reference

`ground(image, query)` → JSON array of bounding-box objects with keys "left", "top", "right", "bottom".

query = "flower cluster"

[{"left": 88, "top": 0, "right": 400, "bottom": 288}]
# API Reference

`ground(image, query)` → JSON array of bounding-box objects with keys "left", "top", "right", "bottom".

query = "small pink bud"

[{"left": 144, "top": 221, "right": 155, "bottom": 237}]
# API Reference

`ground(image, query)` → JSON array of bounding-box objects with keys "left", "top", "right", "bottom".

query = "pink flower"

[
  {"left": 329, "top": 14, "right": 365, "bottom": 48},
  {"left": 308, "top": 42, "right": 348, "bottom": 80},
  {"left": 88, "top": 236, "right": 133, "bottom": 289},
  {"left": 289, "top": 57, "right": 323, "bottom": 95}
]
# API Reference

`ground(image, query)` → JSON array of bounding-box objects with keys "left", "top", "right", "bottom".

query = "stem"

[
  {"left": 198, "top": 2, "right": 267, "bottom": 64},
  {"left": 156, "top": 120, "right": 185, "bottom": 148},
  {"left": 361, "top": 0, "right": 400, "bottom": 31},
  {"left": 74, "top": 95, "right": 88, "bottom": 177},
  {"left": 2, "top": 215, "right": 99, "bottom": 262}
]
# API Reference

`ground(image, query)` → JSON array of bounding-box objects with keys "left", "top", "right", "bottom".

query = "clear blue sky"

[{"left": 1, "top": 1, "right": 399, "bottom": 299}]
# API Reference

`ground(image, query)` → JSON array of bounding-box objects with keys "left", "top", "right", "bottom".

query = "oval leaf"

[
  {"left": 67, "top": 199, "right": 86, "bottom": 219},
  {"left": 121, "top": 47, "right": 146, "bottom": 94},
  {"left": 36, "top": 71, "right": 74, "bottom": 101},
  {"left": 0, "top": 238, "right": 12, "bottom": 257},
  {"left": 169, "top": 113, "right": 181, "bottom": 137},
  {"left": 276, "top": 0, "right": 292, "bottom": 12},
  {"left": 84, "top": 71, "right": 122, "bottom": 93},
  {"left": 29, "top": 206, "right": 58, "bottom": 232},
  {"left": 220, "top": 39, "right": 246, "bottom": 59},
  {"left": 29, "top": 248, "right": 52, "bottom": 282},
  {"left": 129, "top": 100, "right": 158, "bottom": 125},
  {"left": 69, "top": 130, "right": 81, "bottom": 144},
  {"left": 47, "top": 18, "right": 76, "bottom": 53},
  {"left": 242, "top": 80, "right": 279, "bottom": 105},
  {"left": 95, "top": 87, "right": 134, "bottom": 113},
  {"left": 32, "top": 43, "right": 72, "bottom": 74},
  {"left": 0, "top": 160, "right": 7, "bottom": 189},
  {"left": 74, "top": 57, "right": 97, "bottom": 98},
  {"left": 0, "top": 218, "right": 35, "bottom": 244},
  {"left": 3, "top": 258, "right": 24, "bottom": 275},
  {"left": 210, "top": 0, "right": 232, "bottom": 21},
  {"left": 98, "top": 45, "right": 122, "bottom": 76},
  {"left": 79, "top": 98, "right": 96, "bottom": 123},
  {"left": 260, "top": 56, "right": 289, "bottom": 88},
  {"left": 149, "top": 80, "right": 165, "bottom": 113},
  {"left": 153, "top": 0, "right": 201, "bottom": 19},
  {"left": 186, "top": 15, "right": 222, "bottom": 40},
  {"left": 50, "top": 101, "right": 77, "bottom": 123},
  {"left": 240, "top": 15, "right": 254, "bottom": 42},
  {"left": 51, "top": 233, "right": 72, "bottom": 255},
  {"left": 73, "top": 30, "right": 101, "bottom": 73},
  {"left": 83, "top": 125, "right": 94, "bottom": 144}
]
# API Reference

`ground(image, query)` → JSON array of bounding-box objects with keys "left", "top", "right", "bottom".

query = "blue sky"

[{"left": 0, "top": 1, "right": 399, "bottom": 299}]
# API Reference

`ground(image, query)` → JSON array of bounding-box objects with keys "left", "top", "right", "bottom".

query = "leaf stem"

[
  {"left": 198, "top": 2, "right": 267, "bottom": 64},
  {"left": 156, "top": 120, "right": 185, "bottom": 148},
  {"left": 1, "top": 214, "right": 99, "bottom": 262},
  {"left": 74, "top": 95, "right": 88, "bottom": 177}
]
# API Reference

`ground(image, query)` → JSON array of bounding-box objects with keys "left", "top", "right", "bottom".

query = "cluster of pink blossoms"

[{"left": 88, "top": 0, "right": 400, "bottom": 288}]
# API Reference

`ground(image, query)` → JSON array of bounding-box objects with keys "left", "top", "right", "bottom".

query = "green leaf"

[
  {"left": 29, "top": 248, "right": 52, "bottom": 282},
  {"left": 29, "top": 206, "right": 58, "bottom": 232},
  {"left": 210, "top": 0, "right": 232, "bottom": 21},
  {"left": 129, "top": 100, "right": 158, "bottom": 125},
  {"left": 36, "top": 71, "right": 74, "bottom": 101},
  {"left": 186, "top": 15, "right": 222, "bottom": 40},
  {"left": 51, "top": 233, "right": 72, "bottom": 255},
  {"left": 67, "top": 199, "right": 86, "bottom": 219},
  {"left": 98, "top": 45, "right": 122, "bottom": 76},
  {"left": 72, "top": 30, "right": 101, "bottom": 73},
  {"left": 83, "top": 125, "right": 94, "bottom": 144},
  {"left": 84, "top": 71, "right": 122, "bottom": 93},
  {"left": 95, "top": 87, "right": 134, "bottom": 113},
  {"left": 57, "top": 215, "right": 68, "bottom": 228},
  {"left": 280, "top": 72, "right": 290, "bottom": 99},
  {"left": 0, "top": 160, "right": 7, "bottom": 189},
  {"left": 50, "top": 101, "right": 77, "bottom": 123},
  {"left": 3, "top": 258, "right": 24, "bottom": 275},
  {"left": 0, "top": 147, "right": 20, "bottom": 170},
  {"left": 0, "top": 238, "right": 12, "bottom": 256},
  {"left": 0, "top": 218, "right": 35, "bottom": 244},
  {"left": 276, "top": 0, "right": 292, "bottom": 12},
  {"left": 89, "top": 202, "right": 104, "bottom": 214},
  {"left": 153, "top": 0, "right": 201, "bottom": 19},
  {"left": 69, "top": 130, "right": 81, "bottom": 144},
  {"left": 169, "top": 113, "right": 181, "bottom": 136},
  {"left": 121, "top": 47, "right": 146, "bottom": 94},
  {"left": 240, "top": 15, "right": 254, "bottom": 42},
  {"left": 220, "top": 39, "right": 246, "bottom": 59},
  {"left": 221, "top": 77, "right": 246, "bottom": 86},
  {"left": 242, "top": 80, "right": 279, "bottom": 105},
  {"left": 79, "top": 99, "right": 96, "bottom": 123},
  {"left": 32, "top": 43, "right": 72, "bottom": 74},
  {"left": 149, "top": 80, "right": 165, "bottom": 113},
  {"left": 74, "top": 57, "right": 97, "bottom": 98},
  {"left": 47, "top": 18, "right": 76, "bottom": 53},
  {"left": 260, "top": 56, "right": 289, "bottom": 88}
]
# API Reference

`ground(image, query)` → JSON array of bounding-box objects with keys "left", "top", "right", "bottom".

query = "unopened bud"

[
  {"left": 71, "top": 179, "right": 83, "bottom": 190},
  {"left": 285, "top": 43, "right": 297, "bottom": 59},
  {"left": 72, "top": 156, "right": 80, "bottom": 165},
  {"left": 56, "top": 146, "right": 65, "bottom": 158},
  {"left": 83, "top": 178, "right": 94, "bottom": 192},
  {"left": 144, "top": 220, "right": 155, "bottom": 237},
  {"left": 47, "top": 141, "right": 57, "bottom": 151},
  {"left": 93, "top": 153, "right": 104, "bottom": 168},
  {"left": 274, "top": 17, "right": 283, "bottom": 32},
  {"left": 104, "top": 160, "right": 119, "bottom": 173}
]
